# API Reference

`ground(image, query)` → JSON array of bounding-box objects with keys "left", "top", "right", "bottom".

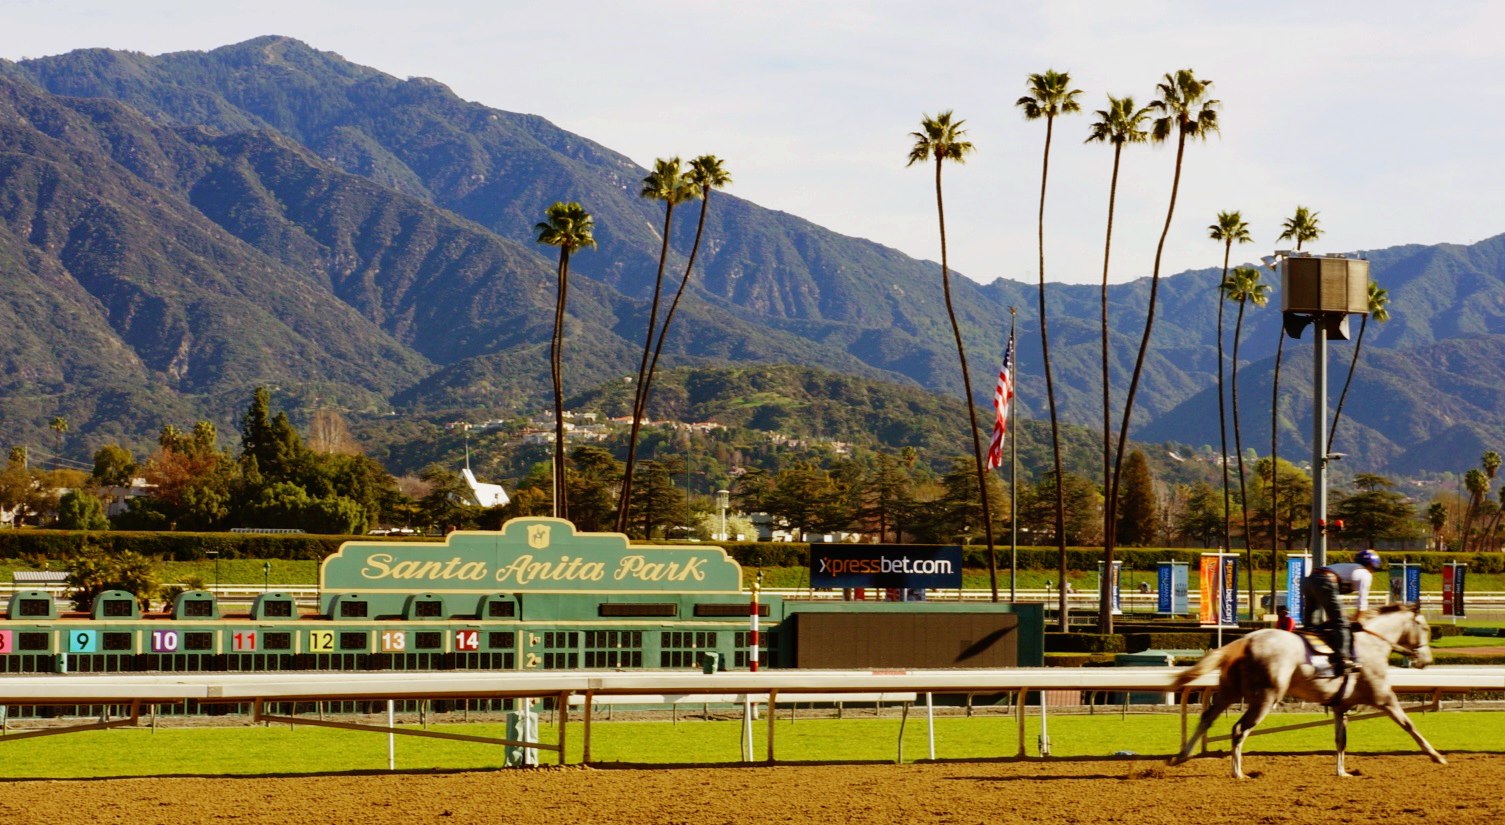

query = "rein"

[{"left": 1360, "top": 624, "right": 1428, "bottom": 659}]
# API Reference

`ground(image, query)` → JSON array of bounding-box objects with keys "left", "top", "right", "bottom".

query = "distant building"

[{"left": 461, "top": 468, "right": 510, "bottom": 508}]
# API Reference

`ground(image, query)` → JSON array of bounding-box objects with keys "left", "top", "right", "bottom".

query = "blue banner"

[
  {"left": 1157, "top": 562, "right": 1188, "bottom": 615},
  {"left": 1286, "top": 556, "right": 1309, "bottom": 627},
  {"left": 810, "top": 545, "right": 963, "bottom": 589},
  {"left": 1389, "top": 564, "right": 1421, "bottom": 605}
]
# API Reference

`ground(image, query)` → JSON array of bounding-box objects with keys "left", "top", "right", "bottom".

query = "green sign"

[{"left": 321, "top": 518, "right": 743, "bottom": 595}]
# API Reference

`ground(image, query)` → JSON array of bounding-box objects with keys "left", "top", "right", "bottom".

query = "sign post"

[
  {"left": 1286, "top": 554, "right": 1311, "bottom": 627},
  {"left": 1157, "top": 562, "right": 1188, "bottom": 616},
  {"left": 1097, "top": 561, "right": 1123, "bottom": 616},
  {"left": 1443, "top": 562, "right": 1467, "bottom": 622},
  {"left": 1389, "top": 560, "right": 1421, "bottom": 606},
  {"left": 1199, "top": 553, "right": 1239, "bottom": 646}
]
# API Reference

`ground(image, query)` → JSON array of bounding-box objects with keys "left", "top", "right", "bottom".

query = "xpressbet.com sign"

[{"left": 809, "top": 546, "right": 962, "bottom": 589}]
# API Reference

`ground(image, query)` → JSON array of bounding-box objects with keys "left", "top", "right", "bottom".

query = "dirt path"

[{"left": 1, "top": 753, "right": 1501, "bottom": 824}]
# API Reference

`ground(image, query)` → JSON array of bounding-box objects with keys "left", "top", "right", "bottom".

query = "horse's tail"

[{"left": 1171, "top": 638, "right": 1249, "bottom": 691}]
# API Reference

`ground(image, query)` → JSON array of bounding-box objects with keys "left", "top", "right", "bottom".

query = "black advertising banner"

[{"left": 809, "top": 545, "right": 963, "bottom": 589}]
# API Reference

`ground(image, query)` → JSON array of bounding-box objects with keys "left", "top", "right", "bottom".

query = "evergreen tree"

[{"left": 1116, "top": 450, "right": 1160, "bottom": 547}]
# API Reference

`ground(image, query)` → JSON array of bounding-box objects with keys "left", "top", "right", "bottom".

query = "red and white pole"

[{"left": 750, "top": 570, "right": 762, "bottom": 671}]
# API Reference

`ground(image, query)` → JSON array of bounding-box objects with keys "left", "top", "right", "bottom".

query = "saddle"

[{"left": 1296, "top": 625, "right": 1362, "bottom": 680}]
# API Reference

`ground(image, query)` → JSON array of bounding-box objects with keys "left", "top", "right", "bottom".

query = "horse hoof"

[{"left": 1434, "top": 756, "right": 1448, "bottom": 765}]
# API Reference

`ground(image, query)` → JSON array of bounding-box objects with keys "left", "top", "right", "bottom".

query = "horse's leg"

[
  {"left": 1334, "top": 708, "right": 1349, "bottom": 777},
  {"left": 1376, "top": 695, "right": 1447, "bottom": 765},
  {"left": 1228, "top": 690, "right": 1276, "bottom": 780},
  {"left": 1169, "top": 688, "right": 1234, "bottom": 766}
]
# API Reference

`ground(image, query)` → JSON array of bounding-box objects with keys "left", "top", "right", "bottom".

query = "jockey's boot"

[{"left": 1327, "top": 652, "right": 1352, "bottom": 675}]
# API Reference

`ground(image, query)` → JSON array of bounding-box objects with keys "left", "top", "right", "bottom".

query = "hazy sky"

[{"left": 5, "top": 1, "right": 1503, "bottom": 286}]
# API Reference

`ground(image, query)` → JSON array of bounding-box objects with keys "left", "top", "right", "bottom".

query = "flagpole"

[{"left": 1009, "top": 307, "right": 1018, "bottom": 603}]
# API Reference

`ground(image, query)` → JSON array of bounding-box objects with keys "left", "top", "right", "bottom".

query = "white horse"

[{"left": 1167, "top": 603, "right": 1447, "bottom": 778}]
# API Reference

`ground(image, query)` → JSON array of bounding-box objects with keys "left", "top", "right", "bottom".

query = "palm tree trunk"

[
  {"left": 1031, "top": 116, "right": 1068, "bottom": 628},
  {"left": 1096, "top": 143, "right": 1123, "bottom": 633},
  {"left": 1108, "top": 129, "right": 1188, "bottom": 620},
  {"left": 1327, "top": 315, "right": 1369, "bottom": 454},
  {"left": 1269, "top": 333, "right": 1284, "bottom": 608},
  {"left": 933, "top": 156, "right": 999, "bottom": 603},
  {"left": 640, "top": 190, "right": 713, "bottom": 462},
  {"left": 552, "top": 248, "right": 573, "bottom": 519},
  {"left": 617, "top": 204, "right": 678, "bottom": 532},
  {"left": 1216, "top": 244, "right": 1232, "bottom": 555},
  {"left": 1231, "top": 300, "right": 1254, "bottom": 617}
]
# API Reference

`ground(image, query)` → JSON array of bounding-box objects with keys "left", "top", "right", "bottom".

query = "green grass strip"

[{"left": 1, "top": 709, "right": 1500, "bottom": 778}]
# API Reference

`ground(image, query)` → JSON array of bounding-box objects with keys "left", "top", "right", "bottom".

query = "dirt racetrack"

[{"left": 1, "top": 752, "right": 1502, "bottom": 824}]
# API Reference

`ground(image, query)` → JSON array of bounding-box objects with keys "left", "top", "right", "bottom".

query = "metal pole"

[
  {"left": 1312, "top": 318, "right": 1329, "bottom": 569},
  {"left": 387, "top": 699, "right": 395, "bottom": 770},
  {"left": 1010, "top": 311, "right": 1019, "bottom": 603}
]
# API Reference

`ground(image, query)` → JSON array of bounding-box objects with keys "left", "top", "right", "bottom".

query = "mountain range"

[{"left": 1, "top": 36, "right": 1502, "bottom": 476}]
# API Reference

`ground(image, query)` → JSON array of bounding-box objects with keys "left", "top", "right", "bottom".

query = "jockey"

[{"left": 1301, "top": 548, "right": 1383, "bottom": 673}]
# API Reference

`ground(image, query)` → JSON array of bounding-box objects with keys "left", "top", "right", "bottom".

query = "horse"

[{"left": 1167, "top": 603, "right": 1447, "bottom": 778}]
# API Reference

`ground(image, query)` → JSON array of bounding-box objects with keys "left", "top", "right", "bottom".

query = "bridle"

[{"left": 1361, "top": 620, "right": 1430, "bottom": 661}]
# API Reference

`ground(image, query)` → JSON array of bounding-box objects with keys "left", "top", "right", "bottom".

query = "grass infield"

[{"left": 0, "top": 708, "right": 1501, "bottom": 778}]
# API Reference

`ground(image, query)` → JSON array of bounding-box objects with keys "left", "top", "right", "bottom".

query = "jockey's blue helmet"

[{"left": 1356, "top": 548, "right": 1382, "bottom": 569}]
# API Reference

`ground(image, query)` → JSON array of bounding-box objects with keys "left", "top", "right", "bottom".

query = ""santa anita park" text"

[{"left": 359, "top": 552, "right": 711, "bottom": 586}]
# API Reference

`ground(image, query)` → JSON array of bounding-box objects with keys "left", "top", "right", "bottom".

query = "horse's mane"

[{"left": 1358, "top": 603, "right": 1416, "bottom": 622}]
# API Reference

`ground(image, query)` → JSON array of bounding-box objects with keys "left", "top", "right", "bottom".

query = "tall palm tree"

[
  {"left": 1086, "top": 94, "right": 1149, "bottom": 632},
  {"left": 1328, "top": 281, "right": 1390, "bottom": 453},
  {"left": 1461, "top": 467, "right": 1489, "bottom": 553},
  {"left": 49, "top": 416, "right": 69, "bottom": 458},
  {"left": 640, "top": 156, "right": 732, "bottom": 420},
  {"left": 1270, "top": 206, "right": 1321, "bottom": 591},
  {"left": 535, "top": 201, "right": 597, "bottom": 519},
  {"left": 906, "top": 111, "right": 999, "bottom": 600},
  {"left": 1224, "top": 265, "right": 1269, "bottom": 616},
  {"left": 617, "top": 159, "right": 701, "bottom": 533},
  {"left": 1108, "top": 68, "right": 1219, "bottom": 617},
  {"left": 1207, "top": 212, "right": 1252, "bottom": 556},
  {"left": 1427, "top": 501, "right": 1447, "bottom": 550},
  {"left": 1017, "top": 70, "right": 1083, "bottom": 629},
  {"left": 1279, "top": 206, "right": 1323, "bottom": 252}
]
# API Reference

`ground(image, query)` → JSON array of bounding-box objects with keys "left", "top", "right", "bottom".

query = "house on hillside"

[{"left": 461, "top": 468, "right": 510, "bottom": 508}]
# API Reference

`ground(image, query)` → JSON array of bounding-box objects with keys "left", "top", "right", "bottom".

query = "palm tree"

[
  {"left": 1207, "top": 212, "right": 1252, "bottom": 555},
  {"left": 906, "top": 111, "right": 999, "bottom": 600},
  {"left": 1270, "top": 206, "right": 1321, "bottom": 593},
  {"left": 1279, "top": 206, "right": 1323, "bottom": 252},
  {"left": 1327, "top": 282, "right": 1391, "bottom": 452},
  {"left": 1461, "top": 467, "right": 1489, "bottom": 553},
  {"left": 1086, "top": 95, "right": 1149, "bottom": 631},
  {"left": 637, "top": 155, "right": 732, "bottom": 460},
  {"left": 49, "top": 416, "right": 69, "bottom": 458},
  {"left": 1327, "top": 281, "right": 1390, "bottom": 453},
  {"left": 1108, "top": 68, "right": 1219, "bottom": 618},
  {"left": 1224, "top": 265, "right": 1269, "bottom": 616},
  {"left": 535, "top": 201, "right": 597, "bottom": 519},
  {"left": 1427, "top": 501, "right": 1447, "bottom": 550},
  {"left": 617, "top": 159, "right": 700, "bottom": 533},
  {"left": 1017, "top": 70, "right": 1083, "bottom": 629}
]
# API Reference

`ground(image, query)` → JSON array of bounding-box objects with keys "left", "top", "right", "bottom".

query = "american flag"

[{"left": 986, "top": 332, "right": 1015, "bottom": 470}]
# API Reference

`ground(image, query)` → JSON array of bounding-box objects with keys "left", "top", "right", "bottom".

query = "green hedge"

[
  {"left": 1124, "top": 632, "right": 1222, "bottom": 653},
  {"left": 3, "top": 531, "right": 1501, "bottom": 574},
  {"left": 1045, "top": 632, "right": 1126, "bottom": 654},
  {"left": 1043, "top": 652, "right": 1118, "bottom": 667},
  {"left": 0, "top": 530, "right": 357, "bottom": 561}
]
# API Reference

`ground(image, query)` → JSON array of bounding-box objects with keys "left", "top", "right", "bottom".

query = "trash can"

[{"left": 700, "top": 651, "right": 723, "bottom": 674}]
